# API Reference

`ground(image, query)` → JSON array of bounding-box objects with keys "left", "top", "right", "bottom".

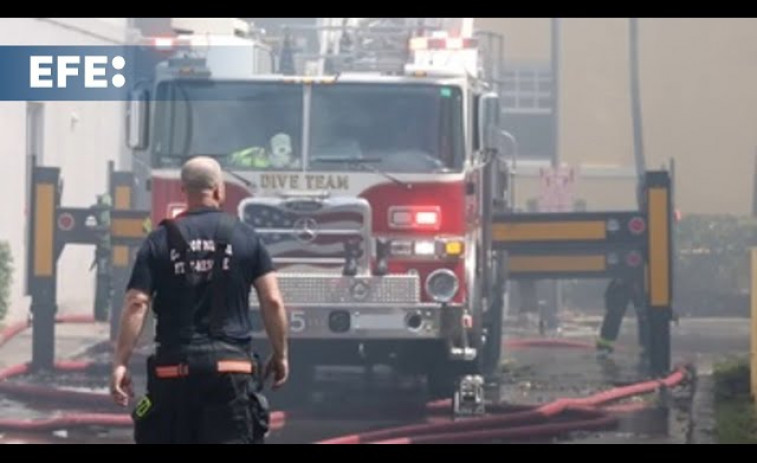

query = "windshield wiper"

[{"left": 311, "top": 157, "right": 411, "bottom": 190}]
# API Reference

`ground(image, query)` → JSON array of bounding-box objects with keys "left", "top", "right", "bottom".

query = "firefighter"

[
  {"left": 110, "top": 156, "right": 289, "bottom": 444},
  {"left": 230, "top": 145, "right": 270, "bottom": 168},
  {"left": 91, "top": 193, "right": 113, "bottom": 322},
  {"left": 229, "top": 133, "right": 298, "bottom": 169},
  {"left": 596, "top": 277, "right": 649, "bottom": 360}
]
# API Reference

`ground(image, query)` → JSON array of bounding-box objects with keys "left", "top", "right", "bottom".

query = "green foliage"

[
  {"left": 714, "top": 356, "right": 751, "bottom": 400},
  {"left": 713, "top": 357, "right": 757, "bottom": 444}
]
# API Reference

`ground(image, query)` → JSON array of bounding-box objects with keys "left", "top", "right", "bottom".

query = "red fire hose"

[
  {"left": 504, "top": 338, "right": 597, "bottom": 350},
  {"left": 374, "top": 414, "right": 617, "bottom": 444},
  {"left": 0, "top": 314, "right": 287, "bottom": 436},
  {"left": 503, "top": 337, "right": 633, "bottom": 353},
  {"left": 0, "top": 358, "right": 287, "bottom": 432},
  {"left": 0, "top": 412, "right": 285, "bottom": 433},
  {"left": 0, "top": 313, "right": 683, "bottom": 443},
  {"left": 317, "top": 365, "right": 689, "bottom": 444},
  {"left": 0, "top": 413, "right": 132, "bottom": 431},
  {"left": 0, "top": 313, "right": 95, "bottom": 348}
]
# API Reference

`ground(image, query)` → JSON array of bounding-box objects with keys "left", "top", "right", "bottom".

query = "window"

[
  {"left": 151, "top": 80, "right": 304, "bottom": 171},
  {"left": 499, "top": 63, "right": 555, "bottom": 160},
  {"left": 500, "top": 64, "right": 553, "bottom": 114},
  {"left": 309, "top": 83, "right": 465, "bottom": 173}
]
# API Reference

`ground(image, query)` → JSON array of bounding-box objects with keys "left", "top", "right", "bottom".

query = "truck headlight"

[
  {"left": 413, "top": 240, "right": 436, "bottom": 256},
  {"left": 425, "top": 269, "right": 459, "bottom": 303}
]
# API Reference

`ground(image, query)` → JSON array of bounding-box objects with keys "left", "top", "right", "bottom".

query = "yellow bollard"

[{"left": 751, "top": 248, "right": 757, "bottom": 402}]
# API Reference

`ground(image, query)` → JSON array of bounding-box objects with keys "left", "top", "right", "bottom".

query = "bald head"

[
  {"left": 181, "top": 156, "right": 223, "bottom": 191},
  {"left": 180, "top": 156, "right": 225, "bottom": 208}
]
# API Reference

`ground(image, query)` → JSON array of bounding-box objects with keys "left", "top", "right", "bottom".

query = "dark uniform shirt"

[{"left": 127, "top": 207, "right": 274, "bottom": 348}]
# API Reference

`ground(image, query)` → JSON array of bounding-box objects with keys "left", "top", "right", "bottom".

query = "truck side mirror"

[
  {"left": 126, "top": 89, "right": 149, "bottom": 150},
  {"left": 478, "top": 92, "right": 501, "bottom": 153}
]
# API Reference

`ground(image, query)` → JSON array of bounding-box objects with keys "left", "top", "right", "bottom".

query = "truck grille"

[
  {"left": 249, "top": 274, "right": 420, "bottom": 306},
  {"left": 239, "top": 196, "right": 372, "bottom": 271}
]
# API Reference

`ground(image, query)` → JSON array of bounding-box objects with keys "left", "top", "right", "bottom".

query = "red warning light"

[
  {"left": 626, "top": 251, "right": 643, "bottom": 267},
  {"left": 628, "top": 216, "right": 646, "bottom": 235},
  {"left": 57, "top": 213, "right": 74, "bottom": 231}
]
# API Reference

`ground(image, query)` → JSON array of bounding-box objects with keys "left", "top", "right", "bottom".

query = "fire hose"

[
  {"left": 317, "top": 365, "right": 689, "bottom": 444},
  {"left": 0, "top": 313, "right": 94, "bottom": 348},
  {"left": 0, "top": 314, "right": 286, "bottom": 433},
  {"left": 0, "top": 358, "right": 286, "bottom": 433},
  {"left": 0, "top": 315, "right": 688, "bottom": 442}
]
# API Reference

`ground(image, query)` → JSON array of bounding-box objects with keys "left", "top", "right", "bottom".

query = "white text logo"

[{"left": 30, "top": 55, "right": 126, "bottom": 89}]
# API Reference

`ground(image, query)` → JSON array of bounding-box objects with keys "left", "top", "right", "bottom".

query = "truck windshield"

[
  {"left": 309, "top": 83, "right": 465, "bottom": 173},
  {"left": 151, "top": 80, "right": 464, "bottom": 173},
  {"left": 152, "top": 80, "right": 304, "bottom": 171}
]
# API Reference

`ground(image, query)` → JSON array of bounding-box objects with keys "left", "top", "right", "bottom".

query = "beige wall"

[
  {"left": 0, "top": 18, "right": 130, "bottom": 322},
  {"left": 475, "top": 17, "right": 757, "bottom": 215},
  {"left": 639, "top": 18, "right": 757, "bottom": 215},
  {"left": 475, "top": 18, "right": 551, "bottom": 62}
]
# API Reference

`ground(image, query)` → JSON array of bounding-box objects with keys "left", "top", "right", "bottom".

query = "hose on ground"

[{"left": 317, "top": 364, "right": 690, "bottom": 444}]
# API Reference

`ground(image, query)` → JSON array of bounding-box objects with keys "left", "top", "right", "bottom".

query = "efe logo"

[{"left": 30, "top": 55, "right": 126, "bottom": 89}]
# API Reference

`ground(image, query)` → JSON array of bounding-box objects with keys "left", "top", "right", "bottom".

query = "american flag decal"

[{"left": 240, "top": 197, "right": 372, "bottom": 270}]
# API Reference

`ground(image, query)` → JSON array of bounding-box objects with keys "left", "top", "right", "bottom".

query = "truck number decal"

[{"left": 290, "top": 310, "right": 306, "bottom": 333}]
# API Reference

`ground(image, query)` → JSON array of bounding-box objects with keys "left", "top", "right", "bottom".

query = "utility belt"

[
  {"left": 150, "top": 340, "right": 260, "bottom": 379},
  {"left": 133, "top": 347, "right": 269, "bottom": 444},
  {"left": 153, "top": 359, "right": 254, "bottom": 378}
]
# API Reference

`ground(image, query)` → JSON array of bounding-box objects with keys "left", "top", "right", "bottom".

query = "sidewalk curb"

[{"left": 688, "top": 362, "right": 716, "bottom": 444}]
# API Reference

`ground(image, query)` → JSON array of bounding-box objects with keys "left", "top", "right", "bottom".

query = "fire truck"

[{"left": 126, "top": 18, "right": 510, "bottom": 397}]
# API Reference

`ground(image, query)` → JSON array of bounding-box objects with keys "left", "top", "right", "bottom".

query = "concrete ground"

[
  {"left": 0, "top": 313, "right": 748, "bottom": 444},
  {"left": 499, "top": 314, "right": 748, "bottom": 444}
]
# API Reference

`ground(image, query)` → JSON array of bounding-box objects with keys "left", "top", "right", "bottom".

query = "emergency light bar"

[
  {"left": 409, "top": 37, "right": 478, "bottom": 51},
  {"left": 142, "top": 36, "right": 194, "bottom": 52},
  {"left": 408, "top": 33, "right": 479, "bottom": 78},
  {"left": 153, "top": 37, "right": 178, "bottom": 50}
]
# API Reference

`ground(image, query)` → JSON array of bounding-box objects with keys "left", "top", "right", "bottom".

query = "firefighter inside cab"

[{"left": 228, "top": 132, "right": 300, "bottom": 169}]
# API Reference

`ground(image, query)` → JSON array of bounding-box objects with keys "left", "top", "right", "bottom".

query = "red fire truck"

[{"left": 126, "top": 20, "right": 510, "bottom": 397}]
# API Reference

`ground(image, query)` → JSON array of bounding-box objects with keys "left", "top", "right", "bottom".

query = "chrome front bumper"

[
  {"left": 250, "top": 303, "right": 453, "bottom": 340},
  {"left": 249, "top": 273, "right": 462, "bottom": 340}
]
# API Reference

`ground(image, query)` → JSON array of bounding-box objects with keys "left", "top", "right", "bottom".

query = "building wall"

[
  {"left": 475, "top": 18, "right": 551, "bottom": 62},
  {"left": 0, "top": 18, "right": 130, "bottom": 321},
  {"left": 475, "top": 17, "right": 757, "bottom": 215}
]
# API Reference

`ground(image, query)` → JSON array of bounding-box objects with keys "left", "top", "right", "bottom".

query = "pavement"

[
  {"left": 500, "top": 314, "right": 745, "bottom": 444},
  {"left": 0, "top": 322, "right": 110, "bottom": 370},
  {"left": 0, "top": 312, "right": 748, "bottom": 444}
]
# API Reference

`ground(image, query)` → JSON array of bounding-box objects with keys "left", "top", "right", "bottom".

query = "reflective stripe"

[
  {"left": 596, "top": 338, "right": 614, "bottom": 348},
  {"left": 217, "top": 360, "right": 253, "bottom": 374},
  {"left": 154, "top": 360, "right": 254, "bottom": 378},
  {"left": 155, "top": 364, "right": 189, "bottom": 378}
]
